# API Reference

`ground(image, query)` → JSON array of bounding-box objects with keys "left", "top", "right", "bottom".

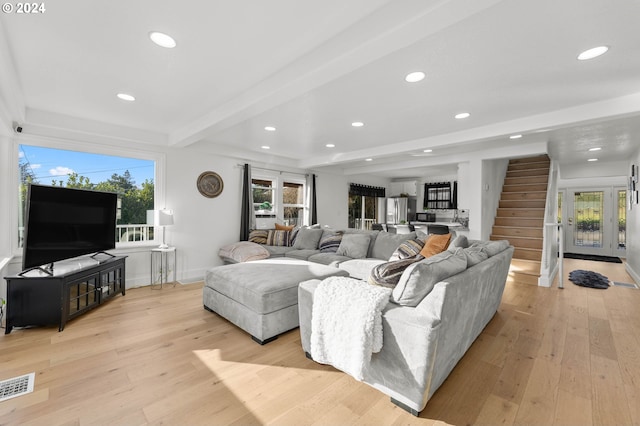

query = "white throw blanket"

[{"left": 310, "top": 276, "right": 391, "bottom": 381}]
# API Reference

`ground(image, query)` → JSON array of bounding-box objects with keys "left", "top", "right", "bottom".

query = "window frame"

[
  {"left": 13, "top": 137, "right": 166, "bottom": 256},
  {"left": 251, "top": 170, "right": 307, "bottom": 229}
]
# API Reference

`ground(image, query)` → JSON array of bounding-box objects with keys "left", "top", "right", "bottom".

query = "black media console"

[{"left": 4, "top": 255, "right": 126, "bottom": 334}]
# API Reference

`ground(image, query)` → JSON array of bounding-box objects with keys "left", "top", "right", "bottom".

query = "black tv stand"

[
  {"left": 4, "top": 255, "right": 126, "bottom": 334},
  {"left": 91, "top": 251, "right": 116, "bottom": 262}
]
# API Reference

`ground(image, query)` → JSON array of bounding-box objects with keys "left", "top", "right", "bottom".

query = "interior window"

[{"left": 252, "top": 175, "right": 307, "bottom": 228}]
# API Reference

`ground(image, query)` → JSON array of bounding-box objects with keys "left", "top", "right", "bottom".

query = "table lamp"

[{"left": 155, "top": 209, "right": 174, "bottom": 249}]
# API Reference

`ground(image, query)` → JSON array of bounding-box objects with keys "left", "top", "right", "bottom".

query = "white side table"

[{"left": 150, "top": 247, "right": 177, "bottom": 289}]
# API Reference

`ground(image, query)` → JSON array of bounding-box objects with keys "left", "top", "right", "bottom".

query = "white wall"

[
  {"left": 480, "top": 159, "right": 509, "bottom": 240},
  {"left": 164, "top": 148, "right": 242, "bottom": 282},
  {"left": 314, "top": 171, "right": 351, "bottom": 229}
]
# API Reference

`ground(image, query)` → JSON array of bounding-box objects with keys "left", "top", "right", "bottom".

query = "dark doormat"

[
  {"left": 563, "top": 253, "right": 622, "bottom": 263},
  {"left": 569, "top": 270, "right": 610, "bottom": 289}
]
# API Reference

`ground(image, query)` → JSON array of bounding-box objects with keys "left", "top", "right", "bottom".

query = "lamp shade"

[{"left": 155, "top": 209, "right": 174, "bottom": 226}]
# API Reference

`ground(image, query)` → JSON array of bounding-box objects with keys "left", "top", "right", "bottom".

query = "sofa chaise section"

[{"left": 203, "top": 258, "right": 348, "bottom": 344}]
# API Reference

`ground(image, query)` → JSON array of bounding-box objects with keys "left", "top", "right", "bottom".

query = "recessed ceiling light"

[
  {"left": 352, "top": 122, "right": 364, "bottom": 127},
  {"left": 149, "top": 31, "right": 176, "bottom": 48},
  {"left": 261, "top": 145, "right": 270, "bottom": 150},
  {"left": 423, "top": 149, "right": 433, "bottom": 153},
  {"left": 588, "top": 158, "right": 598, "bottom": 162},
  {"left": 588, "top": 147, "right": 602, "bottom": 152},
  {"left": 405, "top": 71, "right": 425, "bottom": 83},
  {"left": 509, "top": 134, "right": 523, "bottom": 139},
  {"left": 455, "top": 112, "right": 470, "bottom": 119},
  {"left": 117, "top": 93, "right": 135, "bottom": 102},
  {"left": 365, "top": 158, "right": 373, "bottom": 162},
  {"left": 264, "top": 126, "right": 276, "bottom": 132},
  {"left": 325, "top": 143, "right": 335, "bottom": 148},
  {"left": 577, "top": 46, "right": 608, "bottom": 61}
]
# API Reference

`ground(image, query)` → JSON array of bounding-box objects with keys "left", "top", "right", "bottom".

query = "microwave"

[{"left": 416, "top": 212, "right": 436, "bottom": 222}]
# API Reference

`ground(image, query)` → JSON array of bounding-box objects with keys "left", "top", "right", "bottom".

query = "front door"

[{"left": 565, "top": 187, "right": 626, "bottom": 257}]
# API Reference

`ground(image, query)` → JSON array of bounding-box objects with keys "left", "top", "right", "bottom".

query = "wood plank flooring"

[{"left": 0, "top": 258, "right": 638, "bottom": 425}]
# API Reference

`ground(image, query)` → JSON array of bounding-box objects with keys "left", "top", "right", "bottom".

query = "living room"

[{"left": 1, "top": 1, "right": 640, "bottom": 423}]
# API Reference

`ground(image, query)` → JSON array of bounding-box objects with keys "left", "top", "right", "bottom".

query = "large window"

[
  {"left": 252, "top": 173, "right": 306, "bottom": 228},
  {"left": 18, "top": 144, "right": 157, "bottom": 247}
]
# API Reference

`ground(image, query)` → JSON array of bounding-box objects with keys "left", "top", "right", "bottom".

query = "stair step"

[
  {"left": 506, "top": 169, "right": 550, "bottom": 178},
  {"left": 510, "top": 258, "right": 542, "bottom": 275},
  {"left": 499, "top": 199, "right": 546, "bottom": 209},
  {"left": 513, "top": 247, "right": 542, "bottom": 262},
  {"left": 501, "top": 191, "right": 547, "bottom": 201},
  {"left": 496, "top": 208, "right": 544, "bottom": 218},
  {"left": 492, "top": 226, "right": 543, "bottom": 238},
  {"left": 504, "top": 174, "right": 549, "bottom": 185},
  {"left": 491, "top": 235, "right": 543, "bottom": 249},
  {"left": 502, "top": 183, "right": 548, "bottom": 192},
  {"left": 508, "top": 163, "right": 551, "bottom": 173},
  {"left": 495, "top": 217, "right": 544, "bottom": 227},
  {"left": 509, "top": 155, "right": 550, "bottom": 166}
]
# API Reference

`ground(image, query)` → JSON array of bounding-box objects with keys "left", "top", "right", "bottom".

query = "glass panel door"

[{"left": 565, "top": 187, "right": 623, "bottom": 256}]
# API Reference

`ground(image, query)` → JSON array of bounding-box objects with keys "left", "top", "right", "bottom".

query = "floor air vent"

[
  {"left": 0, "top": 372, "right": 35, "bottom": 402},
  {"left": 613, "top": 281, "right": 639, "bottom": 289}
]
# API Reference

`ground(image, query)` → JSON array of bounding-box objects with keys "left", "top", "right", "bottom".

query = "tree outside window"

[
  {"left": 252, "top": 175, "right": 306, "bottom": 228},
  {"left": 18, "top": 145, "right": 155, "bottom": 246}
]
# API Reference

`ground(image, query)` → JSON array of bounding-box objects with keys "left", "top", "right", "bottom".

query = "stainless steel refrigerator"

[{"left": 386, "top": 197, "right": 417, "bottom": 224}]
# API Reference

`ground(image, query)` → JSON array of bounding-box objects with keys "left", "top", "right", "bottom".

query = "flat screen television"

[{"left": 22, "top": 184, "right": 118, "bottom": 271}]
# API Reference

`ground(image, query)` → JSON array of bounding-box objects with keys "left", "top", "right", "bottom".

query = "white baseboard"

[{"left": 625, "top": 262, "right": 640, "bottom": 284}]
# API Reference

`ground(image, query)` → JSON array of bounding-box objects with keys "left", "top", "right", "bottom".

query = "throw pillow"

[
  {"left": 289, "top": 226, "right": 301, "bottom": 246},
  {"left": 420, "top": 233, "right": 452, "bottom": 258},
  {"left": 275, "top": 223, "right": 295, "bottom": 231},
  {"left": 370, "top": 231, "right": 416, "bottom": 260},
  {"left": 369, "top": 256, "right": 423, "bottom": 289},
  {"left": 266, "top": 229, "right": 290, "bottom": 246},
  {"left": 392, "top": 248, "right": 467, "bottom": 306},
  {"left": 318, "top": 231, "right": 343, "bottom": 253},
  {"left": 447, "top": 235, "right": 469, "bottom": 252},
  {"left": 463, "top": 246, "right": 489, "bottom": 267},
  {"left": 336, "top": 233, "right": 370, "bottom": 259},
  {"left": 468, "top": 239, "right": 510, "bottom": 257},
  {"left": 218, "top": 241, "right": 270, "bottom": 263},
  {"left": 292, "top": 227, "right": 324, "bottom": 250},
  {"left": 248, "top": 229, "right": 269, "bottom": 245},
  {"left": 389, "top": 239, "right": 424, "bottom": 261}
]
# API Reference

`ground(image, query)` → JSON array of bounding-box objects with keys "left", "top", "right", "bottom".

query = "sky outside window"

[{"left": 19, "top": 145, "right": 154, "bottom": 187}]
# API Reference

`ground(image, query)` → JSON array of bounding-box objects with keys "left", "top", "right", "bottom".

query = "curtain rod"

[{"left": 236, "top": 163, "right": 308, "bottom": 177}]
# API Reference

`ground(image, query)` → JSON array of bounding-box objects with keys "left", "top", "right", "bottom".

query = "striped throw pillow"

[
  {"left": 389, "top": 239, "right": 425, "bottom": 261},
  {"left": 266, "top": 229, "right": 290, "bottom": 246},
  {"left": 248, "top": 229, "right": 269, "bottom": 245},
  {"left": 368, "top": 256, "right": 423, "bottom": 289},
  {"left": 318, "top": 232, "right": 343, "bottom": 253}
]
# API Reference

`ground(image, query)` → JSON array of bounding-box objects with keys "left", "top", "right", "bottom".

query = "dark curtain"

[
  {"left": 349, "top": 183, "right": 386, "bottom": 198},
  {"left": 311, "top": 174, "right": 318, "bottom": 224},
  {"left": 240, "top": 164, "right": 252, "bottom": 241}
]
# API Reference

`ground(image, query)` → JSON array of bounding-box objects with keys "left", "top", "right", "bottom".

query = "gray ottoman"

[{"left": 203, "top": 258, "right": 348, "bottom": 344}]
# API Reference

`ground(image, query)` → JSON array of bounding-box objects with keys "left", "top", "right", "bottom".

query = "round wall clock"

[{"left": 197, "top": 171, "right": 224, "bottom": 198}]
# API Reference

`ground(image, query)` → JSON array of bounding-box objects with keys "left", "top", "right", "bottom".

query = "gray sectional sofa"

[
  {"left": 298, "top": 241, "right": 514, "bottom": 415},
  {"left": 210, "top": 227, "right": 514, "bottom": 415}
]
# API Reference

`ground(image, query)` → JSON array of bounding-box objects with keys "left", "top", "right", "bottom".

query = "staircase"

[{"left": 491, "top": 155, "right": 550, "bottom": 285}]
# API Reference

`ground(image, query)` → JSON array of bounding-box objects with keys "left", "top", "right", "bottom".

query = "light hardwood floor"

[{"left": 1, "top": 258, "right": 638, "bottom": 425}]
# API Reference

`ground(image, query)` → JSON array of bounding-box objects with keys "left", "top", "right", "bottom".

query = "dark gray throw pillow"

[
  {"left": 292, "top": 227, "right": 324, "bottom": 250},
  {"left": 336, "top": 233, "right": 371, "bottom": 259}
]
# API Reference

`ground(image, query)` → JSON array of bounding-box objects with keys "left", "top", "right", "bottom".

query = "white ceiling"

[{"left": 2, "top": 0, "right": 639, "bottom": 178}]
